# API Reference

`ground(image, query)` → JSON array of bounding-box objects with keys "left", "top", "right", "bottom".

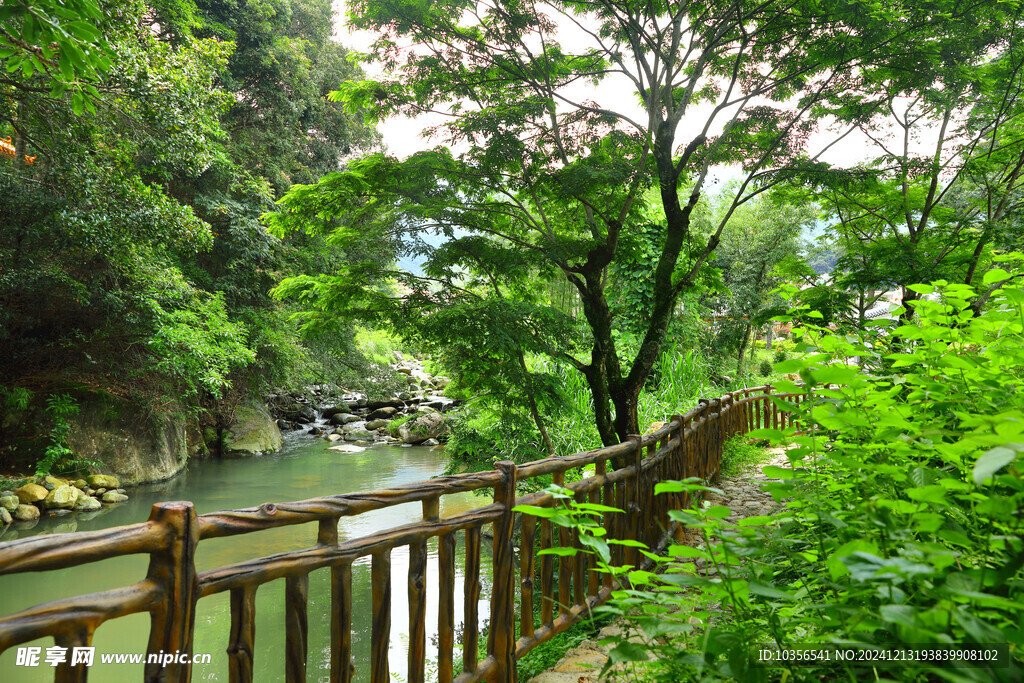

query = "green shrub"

[
  {"left": 530, "top": 271, "right": 1024, "bottom": 682},
  {"left": 720, "top": 435, "right": 765, "bottom": 477},
  {"left": 34, "top": 394, "right": 103, "bottom": 476},
  {"left": 387, "top": 413, "right": 414, "bottom": 437},
  {"left": 758, "top": 359, "right": 773, "bottom": 376},
  {"left": 772, "top": 347, "right": 788, "bottom": 363}
]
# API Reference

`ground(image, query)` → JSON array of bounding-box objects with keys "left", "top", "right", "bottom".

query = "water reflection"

[{"left": 0, "top": 435, "right": 494, "bottom": 681}]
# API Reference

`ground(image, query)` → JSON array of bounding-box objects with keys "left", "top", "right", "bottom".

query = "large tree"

[
  {"left": 790, "top": 13, "right": 1024, "bottom": 320},
  {"left": 272, "top": 0, "right": 1004, "bottom": 445}
]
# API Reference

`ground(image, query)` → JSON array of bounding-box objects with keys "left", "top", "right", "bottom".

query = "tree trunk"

[
  {"left": 516, "top": 349, "right": 554, "bottom": 457},
  {"left": 736, "top": 324, "right": 751, "bottom": 376}
]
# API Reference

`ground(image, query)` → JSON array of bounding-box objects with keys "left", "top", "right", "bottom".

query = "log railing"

[{"left": 0, "top": 385, "right": 808, "bottom": 682}]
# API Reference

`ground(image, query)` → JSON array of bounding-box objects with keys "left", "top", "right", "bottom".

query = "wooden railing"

[{"left": 0, "top": 385, "right": 807, "bottom": 682}]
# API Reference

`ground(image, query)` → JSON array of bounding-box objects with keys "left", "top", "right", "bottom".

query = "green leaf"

[
  {"left": 973, "top": 446, "right": 1018, "bottom": 486},
  {"left": 512, "top": 504, "right": 555, "bottom": 518},
  {"left": 827, "top": 540, "right": 879, "bottom": 580},
  {"left": 761, "top": 465, "right": 794, "bottom": 478},
  {"left": 906, "top": 485, "right": 947, "bottom": 504},
  {"left": 606, "top": 642, "right": 649, "bottom": 663},
  {"left": 578, "top": 534, "right": 610, "bottom": 564},
  {"left": 704, "top": 505, "right": 731, "bottom": 519},
  {"left": 574, "top": 503, "right": 624, "bottom": 513},
  {"left": 748, "top": 582, "right": 795, "bottom": 600},
  {"left": 983, "top": 268, "right": 1010, "bottom": 285},
  {"left": 64, "top": 20, "right": 101, "bottom": 42},
  {"left": 538, "top": 547, "right": 578, "bottom": 557}
]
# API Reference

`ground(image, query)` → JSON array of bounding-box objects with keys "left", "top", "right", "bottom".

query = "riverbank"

[{"left": 0, "top": 432, "right": 488, "bottom": 682}]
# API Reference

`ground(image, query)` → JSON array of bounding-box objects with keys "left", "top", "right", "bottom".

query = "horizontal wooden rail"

[{"left": 0, "top": 384, "right": 805, "bottom": 682}]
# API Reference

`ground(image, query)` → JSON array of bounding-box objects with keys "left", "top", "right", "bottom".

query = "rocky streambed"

[
  {"left": 0, "top": 358, "right": 458, "bottom": 538},
  {"left": 0, "top": 473, "right": 129, "bottom": 535},
  {"left": 264, "top": 358, "right": 460, "bottom": 449}
]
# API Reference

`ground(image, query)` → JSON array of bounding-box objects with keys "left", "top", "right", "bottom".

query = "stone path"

[{"left": 525, "top": 447, "right": 789, "bottom": 683}]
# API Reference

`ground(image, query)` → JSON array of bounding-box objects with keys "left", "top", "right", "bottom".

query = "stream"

[{"left": 0, "top": 429, "right": 493, "bottom": 681}]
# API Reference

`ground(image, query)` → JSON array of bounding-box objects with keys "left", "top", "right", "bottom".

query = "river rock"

[
  {"left": 321, "top": 404, "right": 352, "bottom": 418},
  {"left": 329, "top": 413, "right": 361, "bottom": 426},
  {"left": 0, "top": 495, "right": 17, "bottom": 511},
  {"left": 74, "top": 495, "right": 102, "bottom": 511},
  {"left": 398, "top": 412, "right": 449, "bottom": 444},
  {"left": 12, "top": 504, "right": 40, "bottom": 521},
  {"left": 366, "top": 406, "right": 398, "bottom": 421},
  {"left": 326, "top": 433, "right": 342, "bottom": 442},
  {"left": 422, "top": 438, "right": 440, "bottom": 447},
  {"left": 398, "top": 392, "right": 413, "bottom": 401},
  {"left": 328, "top": 444, "right": 366, "bottom": 454},
  {"left": 44, "top": 475, "right": 68, "bottom": 488},
  {"left": 0, "top": 507, "right": 11, "bottom": 525},
  {"left": 73, "top": 479, "right": 87, "bottom": 489},
  {"left": 282, "top": 404, "right": 316, "bottom": 423},
  {"left": 15, "top": 483, "right": 48, "bottom": 504},
  {"left": 417, "top": 405, "right": 438, "bottom": 415},
  {"left": 366, "top": 419, "right": 391, "bottom": 430},
  {"left": 102, "top": 491, "right": 129, "bottom": 504},
  {"left": 62, "top": 392, "right": 205, "bottom": 487},
  {"left": 365, "top": 399, "right": 404, "bottom": 411},
  {"left": 44, "top": 485, "right": 77, "bottom": 509},
  {"left": 223, "top": 405, "right": 283, "bottom": 455},
  {"left": 86, "top": 474, "right": 120, "bottom": 489},
  {"left": 344, "top": 428, "right": 374, "bottom": 441}
]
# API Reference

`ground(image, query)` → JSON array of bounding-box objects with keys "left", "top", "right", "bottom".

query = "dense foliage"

[
  {"left": 0, "top": 0, "right": 382, "bottom": 470},
  {"left": 271, "top": 0, "right": 1014, "bottom": 451},
  {"left": 531, "top": 268, "right": 1024, "bottom": 681}
]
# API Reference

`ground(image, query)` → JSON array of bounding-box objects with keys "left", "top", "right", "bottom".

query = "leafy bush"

[
  {"left": 355, "top": 326, "right": 405, "bottom": 365},
  {"left": 772, "top": 347, "right": 788, "bottom": 363},
  {"left": 387, "top": 413, "right": 414, "bottom": 437},
  {"left": 525, "top": 270, "right": 1024, "bottom": 682},
  {"left": 719, "top": 435, "right": 765, "bottom": 477},
  {"left": 34, "top": 394, "right": 102, "bottom": 476},
  {"left": 758, "top": 359, "right": 773, "bottom": 376}
]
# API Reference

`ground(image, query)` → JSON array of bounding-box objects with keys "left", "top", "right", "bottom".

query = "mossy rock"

[
  {"left": 223, "top": 406, "right": 283, "bottom": 455},
  {"left": 86, "top": 474, "right": 120, "bottom": 489},
  {"left": 15, "top": 483, "right": 47, "bottom": 504}
]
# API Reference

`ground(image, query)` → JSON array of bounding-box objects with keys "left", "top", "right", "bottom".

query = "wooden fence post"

[
  {"left": 709, "top": 398, "right": 723, "bottom": 480},
  {"left": 491, "top": 460, "right": 518, "bottom": 683},
  {"left": 144, "top": 502, "right": 199, "bottom": 683},
  {"left": 626, "top": 435, "right": 643, "bottom": 562}
]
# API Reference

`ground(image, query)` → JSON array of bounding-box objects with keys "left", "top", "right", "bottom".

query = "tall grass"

[
  {"left": 539, "top": 344, "right": 714, "bottom": 453},
  {"left": 536, "top": 359, "right": 602, "bottom": 455},
  {"left": 637, "top": 343, "right": 714, "bottom": 429}
]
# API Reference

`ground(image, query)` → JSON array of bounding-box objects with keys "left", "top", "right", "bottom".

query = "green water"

[{"left": 0, "top": 435, "right": 493, "bottom": 682}]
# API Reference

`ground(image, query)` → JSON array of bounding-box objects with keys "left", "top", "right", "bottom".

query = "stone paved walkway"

[{"left": 525, "top": 447, "right": 790, "bottom": 683}]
